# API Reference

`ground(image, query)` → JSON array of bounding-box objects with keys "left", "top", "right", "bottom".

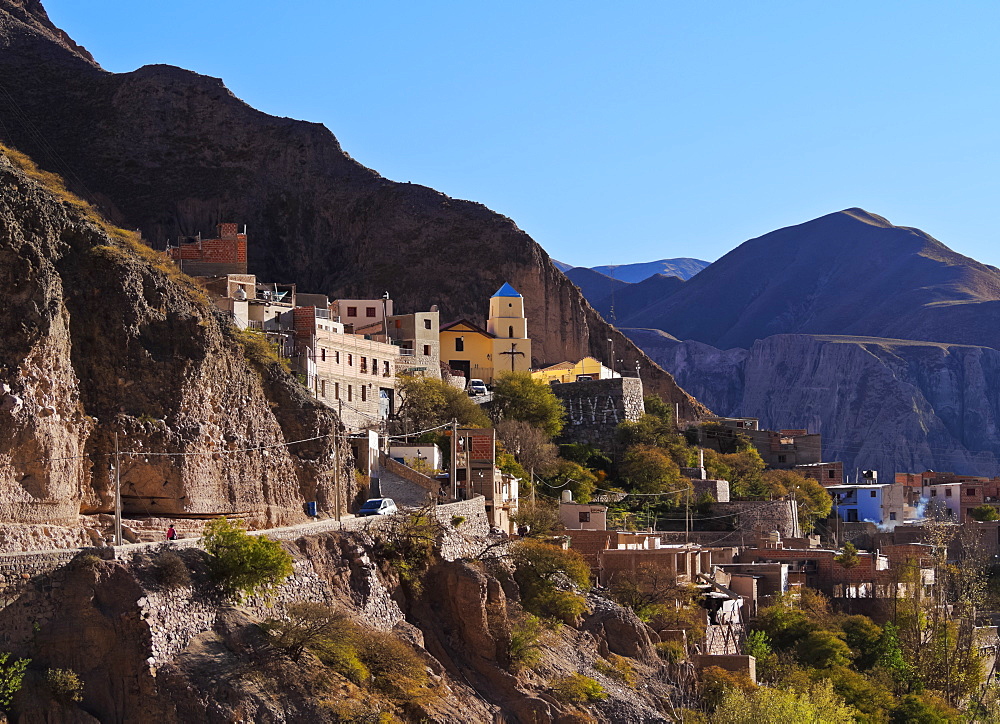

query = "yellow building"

[
  {"left": 440, "top": 283, "right": 532, "bottom": 384},
  {"left": 531, "top": 356, "right": 618, "bottom": 385}
]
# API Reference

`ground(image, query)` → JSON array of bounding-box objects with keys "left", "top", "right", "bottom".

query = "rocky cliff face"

[
  {"left": 0, "top": 150, "right": 353, "bottom": 527},
  {"left": 0, "top": 0, "right": 706, "bottom": 418},
  {"left": 631, "top": 329, "right": 1000, "bottom": 475}
]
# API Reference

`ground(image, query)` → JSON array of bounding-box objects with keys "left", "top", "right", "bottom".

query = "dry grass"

[{"left": 0, "top": 143, "right": 211, "bottom": 308}]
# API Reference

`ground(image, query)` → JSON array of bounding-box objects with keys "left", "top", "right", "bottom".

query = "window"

[
  {"left": 395, "top": 319, "right": 402, "bottom": 328},
  {"left": 455, "top": 337, "right": 464, "bottom": 352},
  {"left": 870, "top": 491, "right": 877, "bottom": 498},
  {"left": 360, "top": 357, "right": 367, "bottom": 373},
  {"left": 423, "top": 345, "right": 431, "bottom": 356},
  {"left": 361, "top": 386, "right": 367, "bottom": 402},
  {"left": 320, "top": 348, "right": 326, "bottom": 362},
  {"left": 372, "top": 358, "right": 378, "bottom": 375},
  {"left": 366, "top": 307, "right": 377, "bottom": 317},
  {"left": 828, "top": 470, "right": 836, "bottom": 479},
  {"left": 383, "top": 361, "right": 390, "bottom": 377},
  {"left": 889, "top": 512, "right": 897, "bottom": 521},
  {"left": 334, "top": 382, "right": 340, "bottom": 400},
  {"left": 579, "top": 512, "right": 591, "bottom": 523},
  {"left": 508, "top": 325, "right": 514, "bottom": 338},
  {"left": 348, "top": 354, "right": 353, "bottom": 366},
  {"left": 320, "top": 380, "right": 326, "bottom": 397},
  {"left": 348, "top": 385, "right": 352, "bottom": 402},
  {"left": 946, "top": 488, "right": 953, "bottom": 497},
  {"left": 424, "top": 319, "right": 432, "bottom": 330},
  {"left": 347, "top": 306, "right": 357, "bottom": 317},
  {"left": 968, "top": 488, "right": 976, "bottom": 496},
  {"left": 931, "top": 489, "right": 937, "bottom": 496},
  {"left": 334, "top": 351, "right": 340, "bottom": 364},
  {"left": 777, "top": 455, "right": 787, "bottom": 463}
]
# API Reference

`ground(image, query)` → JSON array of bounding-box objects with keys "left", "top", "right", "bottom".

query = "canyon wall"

[{"left": 630, "top": 329, "right": 1000, "bottom": 476}]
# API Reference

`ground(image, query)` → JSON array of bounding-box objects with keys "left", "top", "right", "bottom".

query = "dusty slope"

[
  {"left": 0, "top": 0, "right": 706, "bottom": 417},
  {"left": 0, "top": 148, "right": 353, "bottom": 527},
  {"left": 620, "top": 209, "right": 1000, "bottom": 350},
  {"left": 630, "top": 329, "right": 1000, "bottom": 476}
]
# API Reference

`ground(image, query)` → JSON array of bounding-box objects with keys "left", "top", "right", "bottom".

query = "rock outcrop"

[
  {"left": 631, "top": 329, "right": 1000, "bottom": 475},
  {"left": 0, "top": 150, "right": 354, "bottom": 527},
  {"left": 0, "top": 0, "right": 706, "bottom": 418},
  {"left": 0, "top": 523, "right": 676, "bottom": 723}
]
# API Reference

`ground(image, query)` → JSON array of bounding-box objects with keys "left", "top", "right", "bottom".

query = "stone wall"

[
  {"left": 551, "top": 377, "right": 644, "bottom": 451},
  {"left": 380, "top": 455, "right": 439, "bottom": 495}
]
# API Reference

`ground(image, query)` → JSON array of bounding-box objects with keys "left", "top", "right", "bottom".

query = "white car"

[
  {"left": 468, "top": 379, "right": 488, "bottom": 396},
  {"left": 357, "top": 498, "right": 398, "bottom": 516}
]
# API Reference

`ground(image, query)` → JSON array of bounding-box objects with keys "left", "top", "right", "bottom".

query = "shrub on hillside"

[
  {"left": 151, "top": 550, "right": 192, "bottom": 589},
  {"left": 202, "top": 518, "right": 293, "bottom": 600},
  {"left": 45, "top": 668, "right": 84, "bottom": 704},
  {"left": 0, "top": 652, "right": 29, "bottom": 710},
  {"left": 549, "top": 673, "right": 607, "bottom": 704},
  {"left": 511, "top": 540, "right": 590, "bottom": 623}
]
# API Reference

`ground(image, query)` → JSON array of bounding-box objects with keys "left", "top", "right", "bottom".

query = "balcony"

[{"left": 315, "top": 309, "right": 331, "bottom": 319}]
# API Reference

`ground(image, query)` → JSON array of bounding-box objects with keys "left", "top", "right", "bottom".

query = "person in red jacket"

[{"left": 166, "top": 525, "right": 177, "bottom": 541}]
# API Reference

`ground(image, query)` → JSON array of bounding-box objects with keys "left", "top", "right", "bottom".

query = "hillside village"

[{"left": 157, "top": 223, "right": 1000, "bottom": 711}]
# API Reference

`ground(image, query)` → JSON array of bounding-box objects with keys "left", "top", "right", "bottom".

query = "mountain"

[
  {"left": 619, "top": 209, "right": 1000, "bottom": 350},
  {"left": 563, "top": 267, "right": 629, "bottom": 308},
  {"left": 551, "top": 259, "right": 574, "bottom": 272},
  {"left": 595, "top": 273, "right": 686, "bottom": 323},
  {"left": 0, "top": 0, "right": 706, "bottom": 417},
  {"left": 628, "top": 329, "right": 1000, "bottom": 476},
  {"left": 622, "top": 209, "right": 1000, "bottom": 477},
  {"left": 591, "top": 258, "right": 710, "bottom": 283}
]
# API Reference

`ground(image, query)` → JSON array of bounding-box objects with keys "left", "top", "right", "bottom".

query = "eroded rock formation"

[
  {"left": 631, "top": 329, "right": 1000, "bottom": 475},
  {"left": 0, "top": 151, "right": 354, "bottom": 527}
]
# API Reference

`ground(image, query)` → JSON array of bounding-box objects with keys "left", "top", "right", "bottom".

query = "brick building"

[{"left": 166, "top": 222, "right": 247, "bottom": 275}]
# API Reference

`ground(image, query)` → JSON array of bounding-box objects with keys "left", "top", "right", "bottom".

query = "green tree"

[
  {"left": 202, "top": 518, "right": 293, "bottom": 599},
  {"left": 709, "top": 449, "right": 766, "bottom": 497},
  {"left": 969, "top": 504, "right": 1000, "bottom": 522},
  {"left": 619, "top": 445, "right": 686, "bottom": 498},
  {"left": 712, "top": 679, "right": 857, "bottom": 723},
  {"left": 616, "top": 414, "right": 677, "bottom": 449},
  {"left": 490, "top": 372, "right": 565, "bottom": 436},
  {"left": 761, "top": 469, "right": 833, "bottom": 529},
  {"left": 544, "top": 459, "right": 597, "bottom": 503},
  {"left": 834, "top": 541, "right": 860, "bottom": 570},
  {"left": 395, "top": 375, "right": 490, "bottom": 430},
  {"left": 797, "top": 630, "right": 853, "bottom": 669}
]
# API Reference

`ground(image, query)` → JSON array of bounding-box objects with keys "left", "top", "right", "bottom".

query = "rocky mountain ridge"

[{"left": 0, "top": 0, "right": 706, "bottom": 418}]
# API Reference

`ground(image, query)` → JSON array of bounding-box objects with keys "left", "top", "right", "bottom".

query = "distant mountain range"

[
  {"left": 559, "top": 258, "right": 709, "bottom": 322},
  {"left": 552, "top": 257, "right": 710, "bottom": 282},
  {"left": 619, "top": 209, "right": 1000, "bottom": 478}
]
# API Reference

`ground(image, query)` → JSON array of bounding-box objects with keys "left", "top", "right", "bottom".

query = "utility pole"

[
  {"left": 450, "top": 418, "right": 459, "bottom": 500},
  {"left": 334, "top": 431, "right": 342, "bottom": 523},
  {"left": 114, "top": 431, "right": 122, "bottom": 547}
]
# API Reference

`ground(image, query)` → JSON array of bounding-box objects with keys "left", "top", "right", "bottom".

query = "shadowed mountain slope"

[
  {"left": 592, "top": 258, "right": 709, "bottom": 283},
  {"left": 620, "top": 209, "right": 1000, "bottom": 350},
  {"left": 0, "top": 0, "right": 705, "bottom": 416}
]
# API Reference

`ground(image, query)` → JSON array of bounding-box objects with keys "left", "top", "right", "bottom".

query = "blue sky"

[{"left": 43, "top": 1, "right": 1000, "bottom": 268}]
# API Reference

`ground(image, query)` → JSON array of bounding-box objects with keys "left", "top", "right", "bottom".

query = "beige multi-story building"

[
  {"left": 332, "top": 298, "right": 394, "bottom": 330},
  {"left": 293, "top": 304, "right": 397, "bottom": 430},
  {"left": 355, "top": 308, "right": 441, "bottom": 380}
]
